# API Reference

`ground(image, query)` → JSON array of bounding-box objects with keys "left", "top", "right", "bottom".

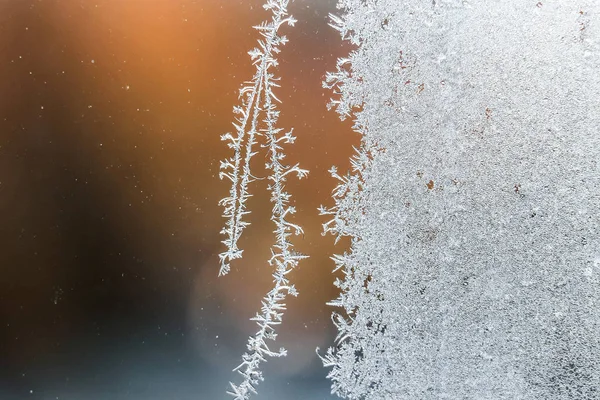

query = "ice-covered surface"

[{"left": 321, "top": 1, "right": 600, "bottom": 398}]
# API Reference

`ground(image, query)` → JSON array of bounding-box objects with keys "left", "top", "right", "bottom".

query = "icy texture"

[
  {"left": 217, "top": 1, "right": 308, "bottom": 399},
  {"left": 320, "top": 1, "right": 600, "bottom": 399}
]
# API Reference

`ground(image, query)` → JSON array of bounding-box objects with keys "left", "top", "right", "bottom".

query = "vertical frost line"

[
  {"left": 217, "top": 1, "right": 309, "bottom": 399},
  {"left": 218, "top": 0, "right": 299, "bottom": 276}
]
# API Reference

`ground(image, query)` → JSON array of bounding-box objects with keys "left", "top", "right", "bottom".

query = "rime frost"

[
  {"left": 321, "top": 1, "right": 600, "bottom": 399},
  {"left": 217, "top": 1, "right": 308, "bottom": 399}
]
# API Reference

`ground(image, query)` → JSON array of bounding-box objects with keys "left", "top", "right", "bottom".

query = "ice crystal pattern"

[
  {"left": 320, "top": 1, "right": 600, "bottom": 399},
  {"left": 217, "top": 1, "right": 308, "bottom": 399}
]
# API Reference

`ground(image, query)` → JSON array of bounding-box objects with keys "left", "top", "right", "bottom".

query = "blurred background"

[{"left": 0, "top": 0, "right": 358, "bottom": 398}]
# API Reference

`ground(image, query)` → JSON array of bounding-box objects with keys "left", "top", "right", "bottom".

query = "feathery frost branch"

[
  {"left": 217, "top": 1, "right": 308, "bottom": 399},
  {"left": 218, "top": 0, "right": 299, "bottom": 277}
]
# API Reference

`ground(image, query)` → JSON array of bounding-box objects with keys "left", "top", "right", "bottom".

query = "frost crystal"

[
  {"left": 217, "top": 1, "right": 308, "bottom": 399},
  {"left": 321, "top": 1, "right": 600, "bottom": 399}
]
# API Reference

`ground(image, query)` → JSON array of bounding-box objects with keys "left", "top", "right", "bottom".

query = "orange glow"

[{"left": 0, "top": 0, "right": 356, "bottom": 377}]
